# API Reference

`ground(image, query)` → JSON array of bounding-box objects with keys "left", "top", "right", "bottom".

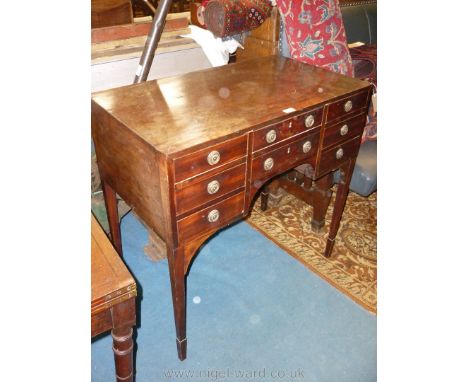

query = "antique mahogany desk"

[
  {"left": 91, "top": 215, "right": 137, "bottom": 381},
  {"left": 92, "top": 55, "right": 372, "bottom": 360}
]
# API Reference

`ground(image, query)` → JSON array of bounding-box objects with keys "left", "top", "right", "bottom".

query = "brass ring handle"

[
  {"left": 207, "top": 209, "right": 220, "bottom": 223},
  {"left": 340, "top": 124, "right": 349, "bottom": 136},
  {"left": 305, "top": 114, "right": 315, "bottom": 128},
  {"left": 302, "top": 140, "right": 312, "bottom": 153},
  {"left": 266, "top": 129, "right": 277, "bottom": 144},
  {"left": 344, "top": 100, "right": 353, "bottom": 112},
  {"left": 336, "top": 148, "right": 344, "bottom": 160},
  {"left": 207, "top": 150, "right": 220, "bottom": 166},
  {"left": 207, "top": 180, "right": 220, "bottom": 195},
  {"left": 263, "top": 157, "right": 274, "bottom": 171}
]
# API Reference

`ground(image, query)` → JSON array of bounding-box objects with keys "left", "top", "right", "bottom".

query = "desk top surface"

[
  {"left": 91, "top": 215, "right": 136, "bottom": 315},
  {"left": 92, "top": 55, "right": 370, "bottom": 155}
]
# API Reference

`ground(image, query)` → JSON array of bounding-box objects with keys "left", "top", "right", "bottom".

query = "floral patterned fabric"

[{"left": 276, "top": 0, "right": 354, "bottom": 76}]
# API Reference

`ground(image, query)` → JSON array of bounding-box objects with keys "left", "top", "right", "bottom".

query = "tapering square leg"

[
  {"left": 102, "top": 181, "right": 123, "bottom": 256},
  {"left": 324, "top": 159, "right": 356, "bottom": 257},
  {"left": 167, "top": 248, "right": 187, "bottom": 361}
]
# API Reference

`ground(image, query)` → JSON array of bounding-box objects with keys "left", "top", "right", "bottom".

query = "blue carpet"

[{"left": 92, "top": 213, "right": 376, "bottom": 382}]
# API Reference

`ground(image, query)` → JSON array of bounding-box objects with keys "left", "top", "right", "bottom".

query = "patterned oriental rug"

[{"left": 247, "top": 189, "right": 377, "bottom": 313}]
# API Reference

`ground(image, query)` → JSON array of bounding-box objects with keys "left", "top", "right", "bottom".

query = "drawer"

[
  {"left": 326, "top": 90, "right": 369, "bottom": 123},
  {"left": 251, "top": 131, "right": 320, "bottom": 183},
  {"left": 177, "top": 192, "right": 245, "bottom": 243},
  {"left": 173, "top": 135, "right": 247, "bottom": 182},
  {"left": 322, "top": 113, "right": 367, "bottom": 149},
  {"left": 175, "top": 163, "right": 246, "bottom": 216},
  {"left": 252, "top": 107, "right": 323, "bottom": 152},
  {"left": 317, "top": 136, "right": 361, "bottom": 175}
]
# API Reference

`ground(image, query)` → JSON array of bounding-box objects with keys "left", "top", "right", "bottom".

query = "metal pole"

[
  {"left": 134, "top": 0, "right": 174, "bottom": 83},
  {"left": 141, "top": 0, "right": 157, "bottom": 15}
]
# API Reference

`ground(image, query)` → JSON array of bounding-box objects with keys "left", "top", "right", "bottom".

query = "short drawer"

[
  {"left": 322, "top": 113, "right": 367, "bottom": 149},
  {"left": 251, "top": 132, "right": 320, "bottom": 183},
  {"left": 326, "top": 90, "right": 369, "bottom": 123},
  {"left": 177, "top": 192, "right": 245, "bottom": 243},
  {"left": 173, "top": 134, "right": 247, "bottom": 182},
  {"left": 175, "top": 163, "right": 246, "bottom": 215},
  {"left": 252, "top": 107, "right": 323, "bottom": 152},
  {"left": 317, "top": 136, "right": 361, "bottom": 175}
]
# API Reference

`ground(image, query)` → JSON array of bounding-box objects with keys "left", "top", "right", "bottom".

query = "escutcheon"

[
  {"left": 305, "top": 114, "right": 315, "bottom": 128},
  {"left": 263, "top": 157, "right": 274, "bottom": 171},
  {"left": 207, "top": 150, "right": 220, "bottom": 166},
  {"left": 340, "top": 124, "right": 349, "bottom": 136},
  {"left": 207, "top": 209, "right": 220, "bottom": 223},
  {"left": 302, "top": 140, "right": 312, "bottom": 153},
  {"left": 266, "top": 129, "right": 277, "bottom": 144},
  {"left": 335, "top": 148, "right": 344, "bottom": 159},
  {"left": 207, "top": 180, "right": 220, "bottom": 195},
  {"left": 344, "top": 100, "right": 353, "bottom": 112}
]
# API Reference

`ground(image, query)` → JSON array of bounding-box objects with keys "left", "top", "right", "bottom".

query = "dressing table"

[{"left": 92, "top": 55, "right": 372, "bottom": 360}]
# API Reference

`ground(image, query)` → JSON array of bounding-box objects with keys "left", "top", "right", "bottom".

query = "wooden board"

[
  {"left": 91, "top": 13, "right": 195, "bottom": 65},
  {"left": 92, "top": 17, "right": 189, "bottom": 43},
  {"left": 91, "top": 0, "right": 133, "bottom": 29},
  {"left": 236, "top": 7, "right": 280, "bottom": 63}
]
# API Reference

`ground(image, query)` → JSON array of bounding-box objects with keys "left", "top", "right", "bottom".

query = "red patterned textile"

[
  {"left": 276, "top": 0, "right": 354, "bottom": 76},
  {"left": 204, "top": 0, "right": 273, "bottom": 38}
]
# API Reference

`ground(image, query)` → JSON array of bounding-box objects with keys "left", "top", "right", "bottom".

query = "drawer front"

[
  {"left": 175, "top": 163, "right": 246, "bottom": 215},
  {"left": 252, "top": 107, "right": 323, "bottom": 152},
  {"left": 317, "top": 136, "right": 361, "bottom": 175},
  {"left": 326, "top": 90, "right": 369, "bottom": 123},
  {"left": 323, "top": 113, "right": 367, "bottom": 149},
  {"left": 174, "top": 135, "right": 247, "bottom": 182},
  {"left": 177, "top": 192, "right": 245, "bottom": 243},
  {"left": 251, "top": 132, "right": 320, "bottom": 183}
]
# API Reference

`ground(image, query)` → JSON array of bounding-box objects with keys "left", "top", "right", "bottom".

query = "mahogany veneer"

[{"left": 92, "top": 55, "right": 372, "bottom": 361}]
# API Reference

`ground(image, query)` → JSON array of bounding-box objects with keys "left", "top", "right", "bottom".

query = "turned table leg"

[
  {"left": 102, "top": 181, "right": 123, "bottom": 256},
  {"left": 112, "top": 326, "right": 134, "bottom": 382},
  {"left": 324, "top": 159, "right": 356, "bottom": 257},
  {"left": 110, "top": 299, "right": 136, "bottom": 382},
  {"left": 311, "top": 173, "right": 334, "bottom": 233}
]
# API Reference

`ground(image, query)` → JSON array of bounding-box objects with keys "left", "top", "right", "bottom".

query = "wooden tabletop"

[
  {"left": 91, "top": 55, "right": 370, "bottom": 156},
  {"left": 91, "top": 215, "right": 137, "bottom": 316}
]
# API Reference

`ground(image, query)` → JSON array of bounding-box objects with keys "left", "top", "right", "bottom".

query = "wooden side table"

[{"left": 91, "top": 215, "right": 137, "bottom": 382}]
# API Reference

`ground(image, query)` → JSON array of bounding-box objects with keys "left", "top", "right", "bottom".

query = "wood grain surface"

[{"left": 91, "top": 215, "right": 136, "bottom": 316}]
